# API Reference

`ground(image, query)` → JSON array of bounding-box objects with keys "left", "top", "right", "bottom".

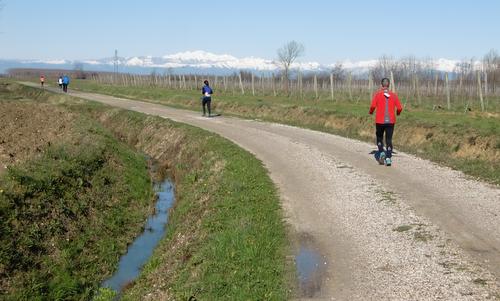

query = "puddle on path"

[{"left": 296, "top": 233, "right": 328, "bottom": 298}]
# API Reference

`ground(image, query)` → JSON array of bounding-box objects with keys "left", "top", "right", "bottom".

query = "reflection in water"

[{"left": 102, "top": 180, "right": 174, "bottom": 293}]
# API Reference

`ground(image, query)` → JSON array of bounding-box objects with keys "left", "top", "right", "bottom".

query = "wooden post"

[
  {"left": 368, "top": 73, "right": 373, "bottom": 101},
  {"left": 238, "top": 72, "right": 245, "bottom": 95},
  {"left": 459, "top": 74, "right": 464, "bottom": 107},
  {"left": 434, "top": 73, "right": 439, "bottom": 96},
  {"left": 298, "top": 70, "right": 303, "bottom": 99},
  {"left": 330, "top": 73, "right": 334, "bottom": 101},
  {"left": 416, "top": 75, "right": 421, "bottom": 106},
  {"left": 484, "top": 71, "right": 488, "bottom": 108},
  {"left": 459, "top": 74, "right": 463, "bottom": 94},
  {"left": 229, "top": 76, "right": 234, "bottom": 96},
  {"left": 390, "top": 71, "right": 396, "bottom": 93},
  {"left": 348, "top": 72, "right": 353, "bottom": 101},
  {"left": 314, "top": 74, "right": 318, "bottom": 99},
  {"left": 251, "top": 73, "right": 255, "bottom": 96},
  {"left": 445, "top": 72, "right": 451, "bottom": 110},
  {"left": 259, "top": 73, "right": 266, "bottom": 96},
  {"left": 404, "top": 79, "right": 410, "bottom": 108},
  {"left": 484, "top": 71, "right": 488, "bottom": 97},
  {"left": 477, "top": 71, "right": 485, "bottom": 111},
  {"left": 272, "top": 73, "right": 277, "bottom": 97},
  {"left": 412, "top": 74, "right": 417, "bottom": 102}
]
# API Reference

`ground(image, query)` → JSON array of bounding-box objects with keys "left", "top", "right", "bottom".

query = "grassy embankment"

[
  {"left": 0, "top": 82, "right": 154, "bottom": 300},
  {"left": 68, "top": 79, "right": 500, "bottom": 185},
  {"left": 0, "top": 81, "right": 289, "bottom": 300}
]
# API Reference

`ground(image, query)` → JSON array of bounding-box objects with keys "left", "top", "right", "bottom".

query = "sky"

[{"left": 0, "top": 0, "right": 499, "bottom": 63}]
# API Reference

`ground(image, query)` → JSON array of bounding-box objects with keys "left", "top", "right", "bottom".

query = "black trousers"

[
  {"left": 376, "top": 123, "right": 394, "bottom": 158},
  {"left": 63, "top": 84, "right": 68, "bottom": 92},
  {"left": 202, "top": 97, "right": 211, "bottom": 115}
]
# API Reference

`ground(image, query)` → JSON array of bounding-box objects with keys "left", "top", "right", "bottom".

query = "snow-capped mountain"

[
  {"left": 83, "top": 50, "right": 323, "bottom": 72},
  {"left": 0, "top": 50, "right": 472, "bottom": 75}
]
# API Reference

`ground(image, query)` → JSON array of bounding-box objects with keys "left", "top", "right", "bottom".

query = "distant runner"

[
  {"left": 40, "top": 75, "right": 45, "bottom": 87},
  {"left": 58, "top": 76, "right": 63, "bottom": 89},
  {"left": 201, "top": 80, "right": 213, "bottom": 117},
  {"left": 369, "top": 78, "right": 402, "bottom": 166},
  {"left": 62, "top": 75, "right": 70, "bottom": 93}
]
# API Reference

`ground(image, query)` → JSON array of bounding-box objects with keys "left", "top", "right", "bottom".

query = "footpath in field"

[
  {"left": 24, "top": 82, "right": 500, "bottom": 300},
  {"left": 65, "top": 79, "right": 500, "bottom": 185}
]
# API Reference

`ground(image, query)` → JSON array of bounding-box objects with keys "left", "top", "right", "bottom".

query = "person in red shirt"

[
  {"left": 40, "top": 75, "right": 45, "bottom": 87},
  {"left": 369, "top": 78, "right": 402, "bottom": 166}
]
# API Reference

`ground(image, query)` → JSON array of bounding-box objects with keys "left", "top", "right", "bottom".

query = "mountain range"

[{"left": 0, "top": 50, "right": 466, "bottom": 75}]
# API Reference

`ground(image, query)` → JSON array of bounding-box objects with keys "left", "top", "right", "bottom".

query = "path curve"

[{"left": 24, "top": 83, "right": 500, "bottom": 300}]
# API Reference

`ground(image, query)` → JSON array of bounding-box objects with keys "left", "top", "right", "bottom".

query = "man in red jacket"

[{"left": 369, "top": 78, "right": 402, "bottom": 166}]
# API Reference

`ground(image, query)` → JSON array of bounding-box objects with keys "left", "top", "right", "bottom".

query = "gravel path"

[{"left": 25, "top": 83, "right": 500, "bottom": 300}]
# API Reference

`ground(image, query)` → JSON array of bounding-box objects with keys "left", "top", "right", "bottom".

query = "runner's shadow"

[{"left": 369, "top": 150, "right": 398, "bottom": 155}]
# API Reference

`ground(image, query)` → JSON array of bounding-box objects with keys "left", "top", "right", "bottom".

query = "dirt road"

[{"left": 24, "top": 83, "right": 500, "bottom": 300}]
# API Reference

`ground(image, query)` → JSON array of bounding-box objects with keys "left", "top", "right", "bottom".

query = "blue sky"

[{"left": 0, "top": 0, "right": 498, "bottom": 63}]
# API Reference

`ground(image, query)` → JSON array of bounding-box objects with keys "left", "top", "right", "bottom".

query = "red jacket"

[{"left": 369, "top": 88, "right": 402, "bottom": 124}]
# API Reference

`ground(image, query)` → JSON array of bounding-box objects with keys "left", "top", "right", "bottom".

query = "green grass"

[
  {"left": 81, "top": 106, "right": 290, "bottom": 300},
  {"left": 65, "top": 80, "right": 500, "bottom": 185},
  {"left": 3, "top": 81, "right": 290, "bottom": 300},
  {"left": 0, "top": 99, "right": 153, "bottom": 300}
]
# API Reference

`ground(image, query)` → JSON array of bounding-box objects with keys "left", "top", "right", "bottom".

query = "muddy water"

[
  {"left": 102, "top": 179, "right": 175, "bottom": 293},
  {"left": 296, "top": 235, "right": 328, "bottom": 298}
]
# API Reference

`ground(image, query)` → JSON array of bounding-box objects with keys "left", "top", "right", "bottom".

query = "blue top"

[
  {"left": 202, "top": 85, "right": 213, "bottom": 95},
  {"left": 62, "top": 75, "right": 70, "bottom": 84}
]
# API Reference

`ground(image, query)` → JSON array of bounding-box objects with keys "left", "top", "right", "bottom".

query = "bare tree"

[
  {"left": 483, "top": 49, "right": 500, "bottom": 93},
  {"left": 330, "top": 62, "right": 345, "bottom": 81},
  {"left": 483, "top": 49, "right": 499, "bottom": 69},
  {"left": 370, "top": 55, "right": 399, "bottom": 82},
  {"left": 276, "top": 41, "right": 304, "bottom": 94}
]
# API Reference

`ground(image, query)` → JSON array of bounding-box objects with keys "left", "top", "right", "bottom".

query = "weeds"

[{"left": 0, "top": 100, "right": 153, "bottom": 300}]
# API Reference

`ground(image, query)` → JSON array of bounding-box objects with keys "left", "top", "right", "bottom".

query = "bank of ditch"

[
  {"left": 0, "top": 81, "right": 289, "bottom": 300},
  {"left": 0, "top": 83, "right": 154, "bottom": 300}
]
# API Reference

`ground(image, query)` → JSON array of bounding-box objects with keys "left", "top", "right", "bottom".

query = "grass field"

[
  {"left": 1, "top": 81, "right": 290, "bottom": 300},
  {"left": 67, "top": 79, "right": 500, "bottom": 185},
  {"left": 0, "top": 83, "right": 154, "bottom": 300}
]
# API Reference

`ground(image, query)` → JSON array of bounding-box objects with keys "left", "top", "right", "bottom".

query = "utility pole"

[{"left": 113, "top": 49, "right": 119, "bottom": 82}]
